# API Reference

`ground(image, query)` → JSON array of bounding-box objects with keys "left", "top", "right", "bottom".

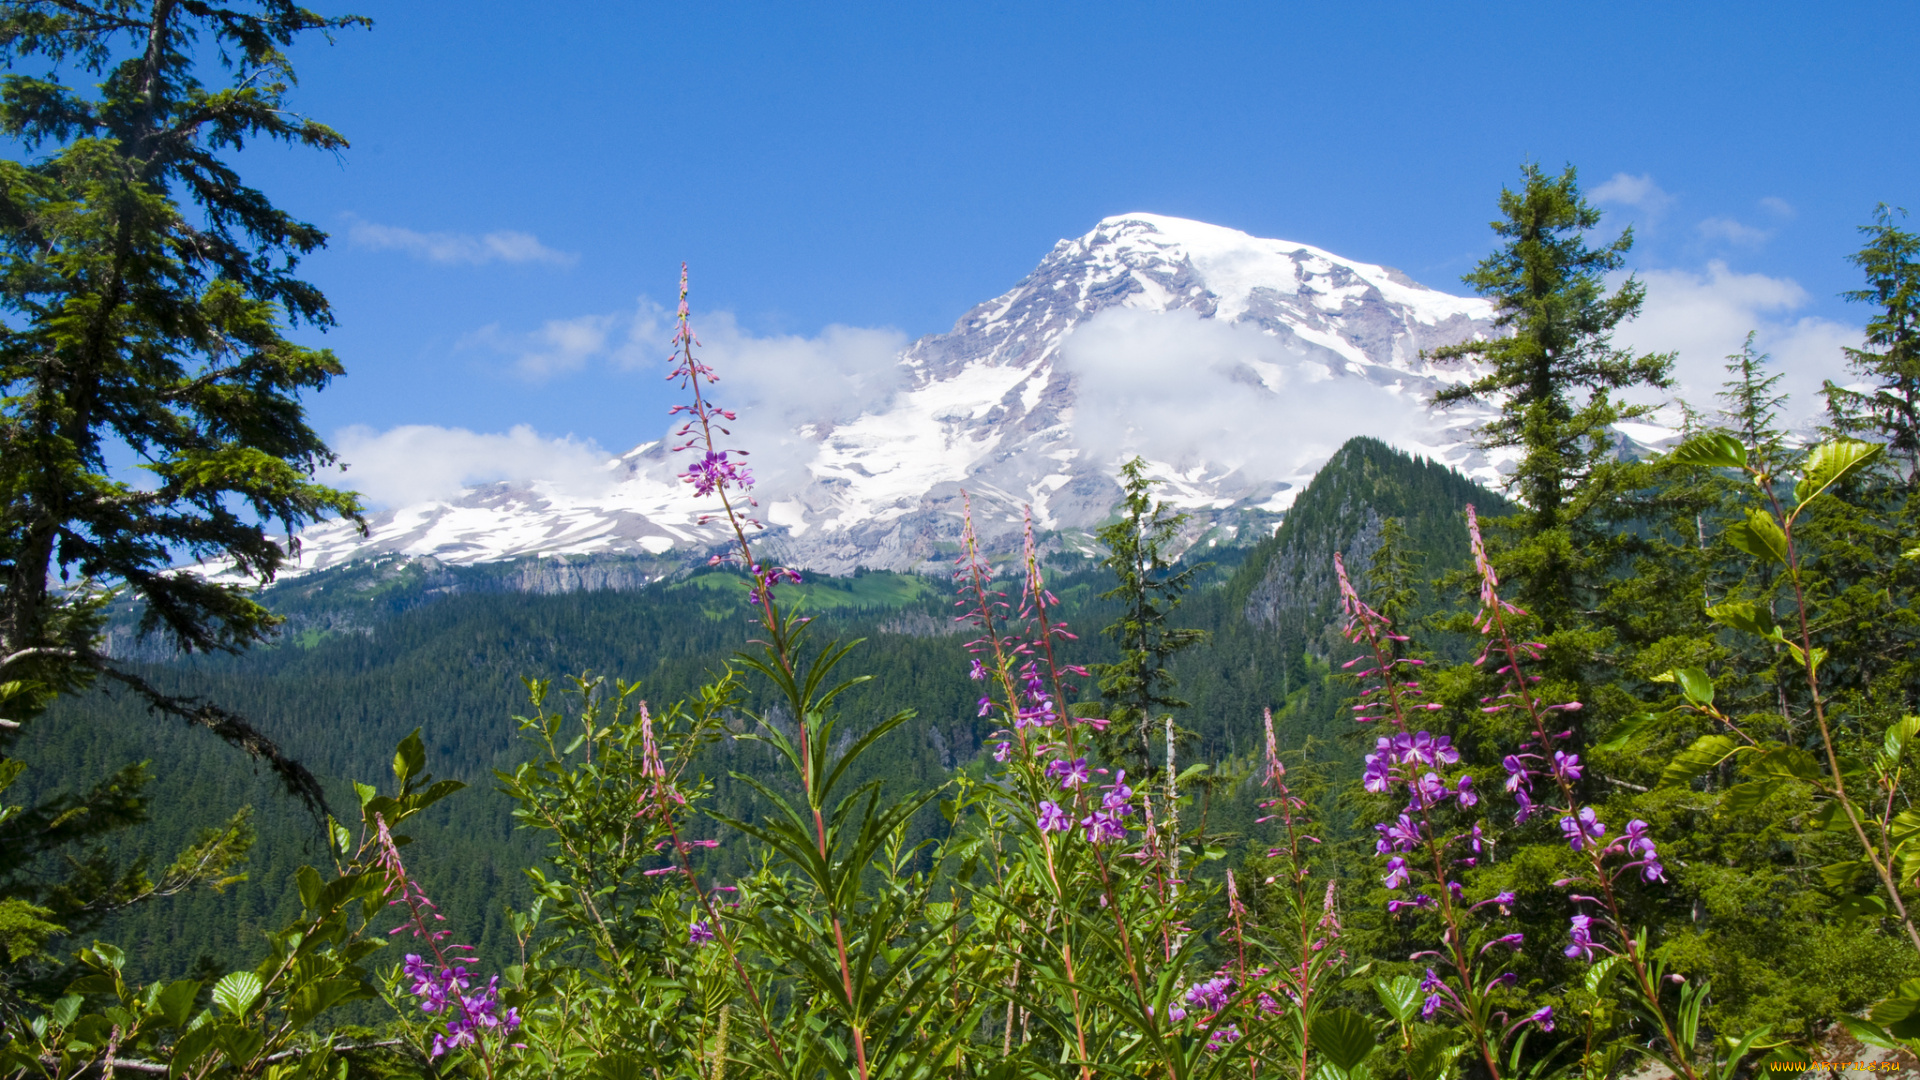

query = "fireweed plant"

[
  {"left": 952, "top": 505, "right": 1327, "bottom": 1078},
  {"left": 1335, "top": 549, "right": 1547, "bottom": 1079},
  {"left": 1460, "top": 506, "right": 1780, "bottom": 1080}
]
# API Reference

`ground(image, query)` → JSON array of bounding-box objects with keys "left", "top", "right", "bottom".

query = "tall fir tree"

[
  {"left": 1826, "top": 205, "right": 1920, "bottom": 486},
  {"left": 0, "top": 0, "right": 366, "bottom": 1008},
  {"left": 0, "top": 1, "right": 365, "bottom": 784},
  {"left": 1093, "top": 457, "right": 1207, "bottom": 778},
  {"left": 1431, "top": 163, "right": 1673, "bottom": 632}
]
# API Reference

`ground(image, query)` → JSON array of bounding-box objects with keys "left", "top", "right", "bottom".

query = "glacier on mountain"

[{"left": 285, "top": 213, "right": 1526, "bottom": 576}]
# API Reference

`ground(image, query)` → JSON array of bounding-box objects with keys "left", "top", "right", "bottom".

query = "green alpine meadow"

[{"left": 4, "top": 4, "right": 1919, "bottom": 1078}]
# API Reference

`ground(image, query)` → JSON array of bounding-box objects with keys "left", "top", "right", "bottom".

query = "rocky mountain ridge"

[{"left": 281, "top": 214, "right": 1519, "bottom": 580}]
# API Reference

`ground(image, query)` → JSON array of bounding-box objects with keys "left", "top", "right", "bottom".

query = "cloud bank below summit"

[
  {"left": 334, "top": 255, "right": 1862, "bottom": 511},
  {"left": 1059, "top": 307, "right": 1432, "bottom": 484}
]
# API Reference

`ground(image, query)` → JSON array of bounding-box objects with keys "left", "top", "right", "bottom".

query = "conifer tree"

[
  {"left": 0, "top": 2, "right": 365, "bottom": 800},
  {"left": 1825, "top": 205, "right": 1920, "bottom": 486},
  {"left": 1093, "top": 457, "right": 1207, "bottom": 777},
  {"left": 1431, "top": 163, "right": 1673, "bottom": 629}
]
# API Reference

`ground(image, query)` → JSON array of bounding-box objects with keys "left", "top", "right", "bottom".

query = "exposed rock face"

[{"left": 280, "top": 214, "right": 1508, "bottom": 579}]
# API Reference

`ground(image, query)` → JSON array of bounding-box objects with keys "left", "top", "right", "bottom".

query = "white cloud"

[
  {"left": 1612, "top": 261, "right": 1860, "bottom": 425},
  {"left": 1695, "top": 216, "right": 1772, "bottom": 247},
  {"left": 1759, "top": 196, "right": 1796, "bottom": 219},
  {"left": 1059, "top": 307, "right": 1431, "bottom": 483},
  {"left": 345, "top": 215, "right": 577, "bottom": 267},
  {"left": 1592, "top": 173, "right": 1674, "bottom": 213},
  {"left": 329, "top": 424, "right": 617, "bottom": 508},
  {"left": 463, "top": 314, "right": 618, "bottom": 378}
]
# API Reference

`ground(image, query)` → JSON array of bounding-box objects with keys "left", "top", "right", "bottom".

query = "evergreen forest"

[{"left": 4, "top": 4, "right": 1920, "bottom": 1079}]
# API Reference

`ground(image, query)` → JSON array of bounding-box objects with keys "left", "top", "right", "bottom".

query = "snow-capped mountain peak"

[{"left": 285, "top": 214, "right": 1511, "bottom": 578}]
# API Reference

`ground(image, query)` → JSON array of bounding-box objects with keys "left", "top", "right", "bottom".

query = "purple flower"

[
  {"left": 1528, "top": 1006, "right": 1554, "bottom": 1032},
  {"left": 1081, "top": 810, "right": 1128, "bottom": 844},
  {"left": 1205, "top": 1024, "right": 1242, "bottom": 1052},
  {"left": 1489, "top": 933, "right": 1525, "bottom": 951},
  {"left": 1037, "top": 800, "right": 1071, "bottom": 833},
  {"left": 1560, "top": 807, "right": 1607, "bottom": 851},
  {"left": 1551, "top": 751, "right": 1583, "bottom": 783},
  {"left": 689, "top": 920, "right": 715, "bottom": 946},
  {"left": 1375, "top": 814, "right": 1422, "bottom": 853},
  {"left": 1503, "top": 755, "right": 1533, "bottom": 793},
  {"left": 1382, "top": 856, "right": 1409, "bottom": 890},
  {"left": 992, "top": 741, "right": 1011, "bottom": 763},
  {"left": 1102, "top": 772, "right": 1134, "bottom": 812},
  {"left": 1411, "top": 771, "right": 1450, "bottom": 808},
  {"left": 969, "top": 659, "right": 987, "bottom": 681},
  {"left": 1514, "top": 788, "right": 1535, "bottom": 824},
  {"left": 1185, "top": 976, "right": 1233, "bottom": 1012},
  {"left": 1047, "top": 757, "right": 1090, "bottom": 790},
  {"left": 1565, "top": 914, "right": 1596, "bottom": 961},
  {"left": 1454, "top": 775, "right": 1478, "bottom": 808},
  {"left": 681, "top": 451, "right": 753, "bottom": 497},
  {"left": 1362, "top": 749, "right": 1395, "bottom": 794}
]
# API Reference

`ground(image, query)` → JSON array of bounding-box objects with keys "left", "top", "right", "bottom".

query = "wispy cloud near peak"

[
  {"left": 1592, "top": 172, "right": 1674, "bottom": 213},
  {"left": 344, "top": 214, "right": 578, "bottom": 266}
]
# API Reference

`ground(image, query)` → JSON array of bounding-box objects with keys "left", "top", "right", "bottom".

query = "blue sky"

[{"left": 223, "top": 0, "right": 1917, "bottom": 505}]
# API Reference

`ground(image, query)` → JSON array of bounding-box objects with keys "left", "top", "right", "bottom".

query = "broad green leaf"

[
  {"left": 1596, "top": 712, "right": 1657, "bottom": 753},
  {"left": 1705, "top": 600, "right": 1776, "bottom": 637},
  {"left": 1584, "top": 954, "right": 1624, "bottom": 996},
  {"left": 1816, "top": 860, "right": 1867, "bottom": 891},
  {"left": 1719, "top": 780, "right": 1773, "bottom": 816},
  {"left": 1886, "top": 716, "right": 1920, "bottom": 762},
  {"left": 1833, "top": 894, "right": 1891, "bottom": 924},
  {"left": 1746, "top": 745, "right": 1823, "bottom": 783},
  {"left": 1794, "top": 438, "right": 1882, "bottom": 510},
  {"left": 1839, "top": 1016, "right": 1902, "bottom": 1052},
  {"left": 1310, "top": 1006, "right": 1378, "bottom": 1073},
  {"left": 1871, "top": 978, "right": 1920, "bottom": 1039},
  {"left": 50, "top": 994, "right": 82, "bottom": 1028},
  {"left": 1372, "top": 974, "right": 1422, "bottom": 1024},
  {"left": 393, "top": 729, "right": 427, "bottom": 788},
  {"left": 1658, "top": 734, "right": 1745, "bottom": 788},
  {"left": 1673, "top": 668, "right": 1714, "bottom": 708},
  {"left": 156, "top": 979, "right": 200, "bottom": 1027},
  {"left": 1667, "top": 432, "right": 1748, "bottom": 469},
  {"left": 1724, "top": 510, "right": 1788, "bottom": 565},
  {"left": 212, "top": 971, "right": 262, "bottom": 1017},
  {"left": 1892, "top": 808, "right": 1920, "bottom": 848}
]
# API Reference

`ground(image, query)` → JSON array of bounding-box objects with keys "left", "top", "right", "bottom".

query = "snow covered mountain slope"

[{"left": 288, "top": 213, "right": 1519, "bottom": 576}]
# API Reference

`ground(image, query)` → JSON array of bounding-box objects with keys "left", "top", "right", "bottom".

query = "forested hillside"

[{"left": 16, "top": 437, "right": 1487, "bottom": 988}]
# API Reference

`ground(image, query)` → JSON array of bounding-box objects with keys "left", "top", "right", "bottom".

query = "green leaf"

[
  {"left": 1746, "top": 745, "right": 1823, "bottom": 783},
  {"left": 1584, "top": 954, "right": 1624, "bottom": 996},
  {"left": 1817, "top": 860, "right": 1868, "bottom": 891},
  {"left": 1719, "top": 780, "right": 1773, "bottom": 816},
  {"left": 1667, "top": 432, "right": 1748, "bottom": 469},
  {"left": 1839, "top": 1016, "right": 1902, "bottom": 1053},
  {"left": 1725, "top": 510, "right": 1788, "bottom": 565},
  {"left": 1886, "top": 716, "right": 1920, "bottom": 762},
  {"left": 1833, "top": 894, "right": 1890, "bottom": 924},
  {"left": 1705, "top": 600, "right": 1776, "bottom": 637},
  {"left": 1372, "top": 975, "right": 1422, "bottom": 1024},
  {"left": 1597, "top": 712, "right": 1657, "bottom": 753},
  {"left": 1659, "top": 734, "right": 1745, "bottom": 787},
  {"left": 1871, "top": 979, "right": 1920, "bottom": 1039},
  {"left": 1794, "top": 438, "right": 1882, "bottom": 509},
  {"left": 1310, "top": 1007, "right": 1378, "bottom": 1073},
  {"left": 393, "top": 729, "right": 426, "bottom": 788},
  {"left": 156, "top": 979, "right": 200, "bottom": 1027},
  {"left": 1673, "top": 668, "right": 1715, "bottom": 708},
  {"left": 211, "top": 971, "right": 262, "bottom": 1018}
]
